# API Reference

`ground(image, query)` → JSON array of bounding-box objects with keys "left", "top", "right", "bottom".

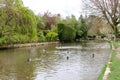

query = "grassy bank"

[
  {"left": 98, "top": 41, "right": 120, "bottom": 80},
  {"left": 97, "top": 41, "right": 112, "bottom": 80},
  {"left": 111, "top": 41, "right": 120, "bottom": 47},
  {"left": 98, "top": 64, "right": 107, "bottom": 80},
  {"left": 107, "top": 50, "right": 120, "bottom": 80}
]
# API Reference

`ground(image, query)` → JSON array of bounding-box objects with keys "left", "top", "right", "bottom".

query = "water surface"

[{"left": 0, "top": 41, "right": 111, "bottom": 80}]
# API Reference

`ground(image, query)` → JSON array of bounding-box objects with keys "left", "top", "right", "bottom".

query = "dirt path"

[
  {"left": 116, "top": 53, "right": 120, "bottom": 59},
  {"left": 103, "top": 45, "right": 120, "bottom": 80},
  {"left": 103, "top": 64, "right": 111, "bottom": 80},
  {"left": 103, "top": 46, "right": 112, "bottom": 80}
]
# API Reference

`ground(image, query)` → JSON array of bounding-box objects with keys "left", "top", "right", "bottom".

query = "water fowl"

[
  {"left": 92, "top": 53, "right": 94, "bottom": 58},
  {"left": 67, "top": 51, "right": 69, "bottom": 53},
  {"left": 42, "top": 49, "right": 46, "bottom": 53},
  {"left": 66, "top": 50, "right": 70, "bottom": 60},
  {"left": 27, "top": 58, "right": 32, "bottom": 62},
  {"left": 67, "top": 56, "right": 69, "bottom": 60}
]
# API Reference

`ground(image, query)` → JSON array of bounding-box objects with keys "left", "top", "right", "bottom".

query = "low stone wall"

[{"left": 0, "top": 42, "right": 59, "bottom": 49}]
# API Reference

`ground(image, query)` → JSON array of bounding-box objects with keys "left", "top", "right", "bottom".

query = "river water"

[{"left": 0, "top": 41, "right": 111, "bottom": 80}]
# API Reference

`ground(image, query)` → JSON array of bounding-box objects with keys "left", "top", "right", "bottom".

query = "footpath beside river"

[{"left": 103, "top": 42, "right": 120, "bottom": 80}]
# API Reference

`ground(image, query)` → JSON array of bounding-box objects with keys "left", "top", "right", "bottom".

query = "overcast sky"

[{"left": 22, "top": 0, "right": 83, "bottom": 18}]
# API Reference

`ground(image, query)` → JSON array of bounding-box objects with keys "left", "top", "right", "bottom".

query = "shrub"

[
  {"left": 58, "top": 23, "right": 76, "bottom": 42},
  {"left": 0, "top": 33, "right": 30, "bottom": 44},
  {"left": 9, "top": 33, "right": 29, "bottom": 43},
  {"left": 51, "top": 25, "right": 58, "bottom": 33},
  {"left": 42, "top": 30, "right": 50, "bottom": 36},
  {"left": 46, "top": 32, "right": 58, "bottom": 41},
  {"left": 0, "top": 36, "right": 8, "bottom": 45},
  {"left": 39, "top": 34, "right": 46, "bottom": 42},
  {"left": 37, "top": 31, "right": 46, "bottom": 42}
]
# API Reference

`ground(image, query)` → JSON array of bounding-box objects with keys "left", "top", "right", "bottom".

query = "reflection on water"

[{"left": 0, "top": 41, "right": 111, "bottom": 80}]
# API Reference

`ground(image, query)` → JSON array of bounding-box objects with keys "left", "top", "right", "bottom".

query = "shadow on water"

[{"left": 0, "top": 41, "right": 111, "bottom": 80}]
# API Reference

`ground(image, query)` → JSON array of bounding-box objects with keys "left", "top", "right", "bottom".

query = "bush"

[
  {"left": 75, "top": 25, "right": 83, "bottom": 39},
  {"left": 58, "top": 23, "right": 76, "bottom": 42},
  {"left": 9, "top": 33, "right": 29, "bottom": 43},
  {"left": 42, "top": 30, "right": 50, "bottom": 36},
  {"left": 46, "top": 32, "right": 58, "bottom": 41},
  {"left": 51, "top": 25, "right": 58, "bottom": 33},
  {"left": 0, "top": 36, "right": 8, "bottom": 45},
  {"left": 39, "top": 34, "right": 46, "bottom": 42},
  {"left": 37, "top": 31, "right": 46, "bottom": 42},
  {"left": 0, "top": 33, "right": 30, "bottom": 44}
]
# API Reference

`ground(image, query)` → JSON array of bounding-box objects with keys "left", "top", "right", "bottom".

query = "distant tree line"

[{"left": 0, "top": 0, "right": 112, "bottom": 45}]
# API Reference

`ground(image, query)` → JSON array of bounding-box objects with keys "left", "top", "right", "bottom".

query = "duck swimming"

[
  {"left": 67, "top": 56, "right": 69, "bottom": 60},
  {"left": 27, "top": 58, "right": 32, "bottom": 62}
]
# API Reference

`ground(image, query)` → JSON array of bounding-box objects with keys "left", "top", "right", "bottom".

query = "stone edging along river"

[{"left": 0, "top": 42, "right": 59, "bottom": 49}]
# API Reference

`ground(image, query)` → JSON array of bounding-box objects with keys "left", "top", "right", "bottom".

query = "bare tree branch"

[{"left": 82, "top": 0, "right": 120, "bottom": 37}]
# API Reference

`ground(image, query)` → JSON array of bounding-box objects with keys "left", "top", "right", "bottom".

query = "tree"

[
  {"left": 43, "top": 11, "right": 56, "bottom": 30},
  {"left": 79, "top": 16, "right": 88, "bottom": 39},
  {"left": 63, "top": 15, "right": 78, "bottom": 28},
  {"left": 58, "top": 23, "right": 76, "bottom": 42},
  {"left": 0, "top": 0, "right": 37, "bottom": 44},
  {"left": 83, "top": 0, "right": 120, "bottom": 37},
  {"left": 36, "top": 15, "right": 45, "bottom": 30}
]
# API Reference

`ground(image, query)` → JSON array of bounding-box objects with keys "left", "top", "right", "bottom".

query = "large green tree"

[
  {"left": 0, "top": 0, "right": 37, "bottom": 44},
  {"left": 58, "top": 23, "right": 76, "bottom": 42},
  {"left": 76, "top": 16, "right": 88, "bottom": 39}
]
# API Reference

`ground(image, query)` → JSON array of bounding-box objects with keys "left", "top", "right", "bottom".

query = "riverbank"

[
  {"left": 107, "top": 45, "right": 120, "bottom": 80},
  {"left": 98, "top": 50, "right": 111, "bottom": 80},
  {"left": 98, "top": 41, "right": 120, "bottom": 80},
  {"left": 0, "top": 42, "right": 59, "bottom": 49}
]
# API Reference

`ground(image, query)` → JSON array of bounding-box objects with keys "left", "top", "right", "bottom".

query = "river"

[{"left": 0, "top": 41, "right": 111, "bottom": 80}]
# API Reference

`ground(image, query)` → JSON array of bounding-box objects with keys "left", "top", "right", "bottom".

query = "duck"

[
  {"left": 67, "top": 56, "right": 69, "bottom": 60},
  {"left": 66, "top": 50, "right": 70, "bottom": 60},
  {"left": 92, "top": 53, "right": 94, "bottom": 58},
  {"left": 27, "top": 58, "right": 32, "bottom": 62},
  {"left": 42, "top": 49, "right": 46, "bottom": 53}
]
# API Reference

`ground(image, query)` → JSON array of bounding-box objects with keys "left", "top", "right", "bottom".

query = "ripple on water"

[{"left": 0, "top": 41, "right": 110, "bottom": 80}]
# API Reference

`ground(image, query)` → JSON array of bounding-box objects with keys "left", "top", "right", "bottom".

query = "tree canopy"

[{"left": 0, "top": 0, "right": 37, "bottom": 44}]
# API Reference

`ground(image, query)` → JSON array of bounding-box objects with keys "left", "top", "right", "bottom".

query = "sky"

[{"left": 22, "top": 0, "right": 83, "bottom": 18}]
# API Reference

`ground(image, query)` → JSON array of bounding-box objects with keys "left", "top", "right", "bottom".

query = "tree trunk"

[{"left": 114, "top": 26, "right": 119, "bottom": 38}]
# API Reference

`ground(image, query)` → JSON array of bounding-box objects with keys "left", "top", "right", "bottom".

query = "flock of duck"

[{"left": 27, "top": 47, "right": 95, "bottom": 62}]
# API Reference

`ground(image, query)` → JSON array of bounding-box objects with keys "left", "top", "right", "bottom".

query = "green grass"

[
  {"left": 111, "top": 41, "right": 120, "bottom": 47},
  {"left": 107, "top": 41, "right": 120, "bottom": 80},
  {"left": 98, "top": 64, "right": 107, "bottom": 80},
  {"left": 98, "top": 50, "right": 120, "bottom": 80},
  {"left": 107, "top": 51, "right": 120, "bottom": 80},
  {"left": 98, "top": 41, "right": 120, "bottom": 80}
]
